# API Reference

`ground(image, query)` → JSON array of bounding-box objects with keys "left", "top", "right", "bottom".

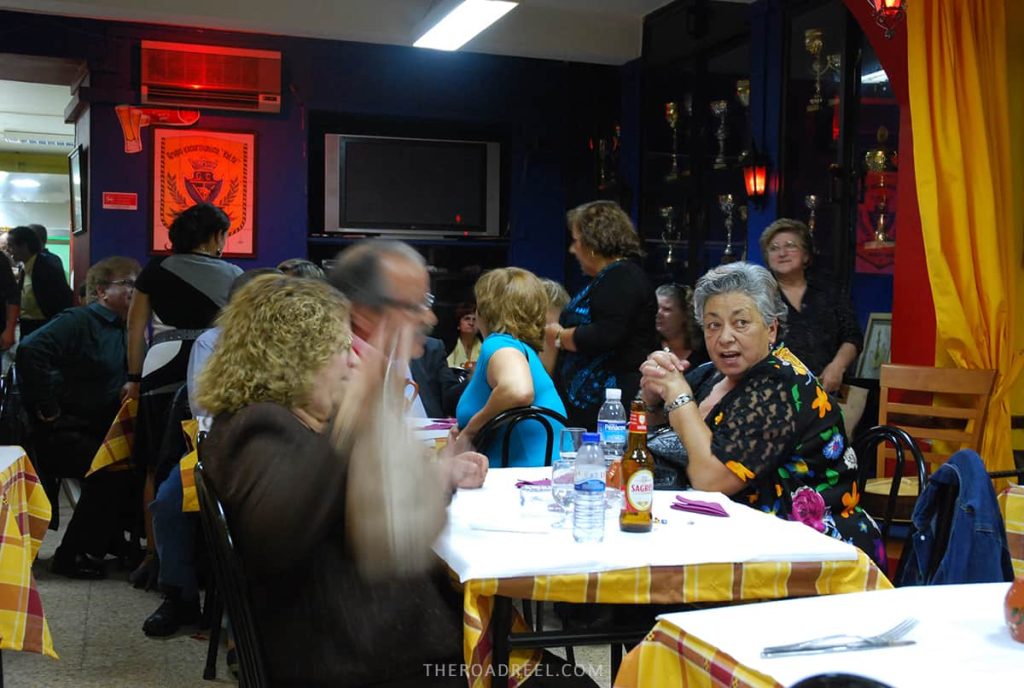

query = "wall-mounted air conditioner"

[{"left": 140, "top": 40, "right": 281, "bottom": 113}]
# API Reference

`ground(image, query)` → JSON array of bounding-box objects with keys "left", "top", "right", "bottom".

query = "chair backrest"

[
  {"left": 473, "top": 406, "right": 568, "bottom": 468},
  {"left": 876, "top": 364, "right": 995, "bottom": 478},
  {"left": 855, "top": 425, "right": 927, "bottom": 544},
  {"left": 194, "top": 463, "right": 269, "bottom": 688}
]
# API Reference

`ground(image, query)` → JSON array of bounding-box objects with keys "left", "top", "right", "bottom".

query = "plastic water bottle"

[
  {"left": 573, "top": 433, "right": 606, "bottom": 543},
  {"left": 597, "top": 388, "right": 627, "bottom": 463}
]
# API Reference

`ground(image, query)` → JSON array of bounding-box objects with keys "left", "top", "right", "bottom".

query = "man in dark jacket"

[{"left": 8, "top": 225, "right": 73, "bottom": 338}]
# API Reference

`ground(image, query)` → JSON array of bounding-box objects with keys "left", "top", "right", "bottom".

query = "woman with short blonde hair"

[{"left": 456, "top": 267, "right": 566, "bottom": 467}]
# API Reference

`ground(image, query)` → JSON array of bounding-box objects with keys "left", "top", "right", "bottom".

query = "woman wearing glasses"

[
  {"left": 760, "top": 219, "right": 862, "bottom": 394},
  {"left": 122, "top": 202, "right": 243, "bottom": 587}
]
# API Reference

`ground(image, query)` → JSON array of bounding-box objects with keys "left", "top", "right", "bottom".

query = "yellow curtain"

[{"left": 907, "top": 0, "right": 1024, "bottom": 474}]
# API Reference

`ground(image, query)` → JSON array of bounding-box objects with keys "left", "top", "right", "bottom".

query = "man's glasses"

[
  {"left": 380, "top": 292, "right": 435, "bottom": 314},
  {"left": 767, "top": 240, "right": 801, "bottom": 254},
  {"left": 103, "top": 279, "right": 136, "bottom": 288}
]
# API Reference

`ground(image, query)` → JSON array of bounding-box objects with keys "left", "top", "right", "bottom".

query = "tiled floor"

[{"left": 5, "top": 495, "right": 615, "bottom": 687}]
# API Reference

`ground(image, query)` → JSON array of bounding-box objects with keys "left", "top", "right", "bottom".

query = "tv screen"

[{"left": 324, "top": 134, "right": 500, "bottom": 237}]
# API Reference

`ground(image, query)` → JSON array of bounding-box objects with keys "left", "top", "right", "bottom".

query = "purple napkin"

[
  {"left": 670, "top": 495, "right": 729, "bottom": 517},
  {"left": 516, "top": 479, "right": 552, "bottom": 488}
]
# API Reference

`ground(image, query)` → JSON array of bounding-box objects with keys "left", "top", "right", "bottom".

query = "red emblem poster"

[{"left": 152, "top": 128, "right": 256, "bottom": 257}]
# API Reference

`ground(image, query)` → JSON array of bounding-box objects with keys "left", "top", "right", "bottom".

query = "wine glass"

[{"left": 550, "top": 458, "right": 575, "bottom": 528}]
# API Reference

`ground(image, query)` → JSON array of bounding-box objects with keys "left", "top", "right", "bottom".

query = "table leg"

[{"left": 491, "top": 596, "right": 512, "bottom": 688}]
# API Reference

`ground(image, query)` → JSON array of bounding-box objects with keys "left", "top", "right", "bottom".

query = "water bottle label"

[
  {"left": 575, "top": 478, "right": 605, "bottom": 493},
  {"left": 598, "top": 420, "right": 627, "bottom": 445},
  {"left": 625, "top": 470, "right": 654, "bottom": 511}
]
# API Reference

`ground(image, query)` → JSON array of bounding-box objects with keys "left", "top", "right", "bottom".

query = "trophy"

[
  {"left": 864, "top": 146, "right": 896, "bottom": 248},
  {"left": 710, "top": 100, "right": 729, "bottom": 169},
  {"left": 664, "top": 102, "right": 680, "bottom": 181},
  {"left": 735, "top": 79, "right": 750, "bottom": 109},
  {"left": 805, "top": 30, "right": 840, "bottom": 112},
  {"left": 805, "top": 194, "right": 819, "bottom": 234},
  {"left": 659, "top": 206, "right": 678, "bottom": 264},
  {"left": 719, "top": 194, "right": 737, "bottom": 262}
]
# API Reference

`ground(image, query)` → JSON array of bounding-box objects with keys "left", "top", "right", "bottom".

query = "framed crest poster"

[{"left": 151, "top": 128, "right": 256, "bottom": 257}]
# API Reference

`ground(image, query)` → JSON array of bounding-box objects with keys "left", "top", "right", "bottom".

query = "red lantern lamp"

[
  {"left": 867, "top": 0, "right": 907, "bottom": 40},
  {"left": 742, "top": 152, "right": 769, "bottom": 206}
]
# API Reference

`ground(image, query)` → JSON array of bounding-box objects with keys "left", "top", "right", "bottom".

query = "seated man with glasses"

[
  {"left": 17, "top": 256, "right": 141, "bottom": 578},
  {"left": 328, "top": 239, "right": 464, "bottom": 418}
]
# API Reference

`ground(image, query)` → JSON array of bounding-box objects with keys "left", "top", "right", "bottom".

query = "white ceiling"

[
  {"left": 0, "top": 79, "right": 75, "bottom": 153},
  {"left": 0, "top": 0, "right": 680, "bottom": 66}
]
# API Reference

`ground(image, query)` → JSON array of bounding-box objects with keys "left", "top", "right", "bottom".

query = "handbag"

[{"left": 647, "top": 425, "right": 689, "bottom": 489}]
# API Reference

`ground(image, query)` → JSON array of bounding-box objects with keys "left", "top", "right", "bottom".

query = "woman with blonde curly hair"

[
  {"left": 198, "top": 273, "right": 491, "bottom": 686},
  {"left": 456, "top": 267, "right": 566, "bottom": 467},
  {"left": 546, "top": 200, "right": 657, "bottom": 428}
]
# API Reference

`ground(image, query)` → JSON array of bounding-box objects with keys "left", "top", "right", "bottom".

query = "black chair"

[
  {"left": 790, "top": 674, "right": 894, "bottom": 688},
  {"left": 473, "top": 406, "right": 568, "bottom": 468},
  {"left": 854, "top": 424, "right": 927, "bottom": 581},
  {"left": 194, "top": 462, "right": 269, "bottom": 687}
]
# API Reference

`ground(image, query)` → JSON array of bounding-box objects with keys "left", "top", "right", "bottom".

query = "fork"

[{"left": 762, "top": 617, "right": 918, "bottom": 655}]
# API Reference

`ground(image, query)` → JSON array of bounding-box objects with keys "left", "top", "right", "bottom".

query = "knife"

[{"left": 761, "top": 639, "right": 915, "bottom": 658}]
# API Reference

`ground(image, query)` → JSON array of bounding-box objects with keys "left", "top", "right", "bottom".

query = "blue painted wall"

[{"left": 0, "top": 10, "right": 620, "bottom": 281}]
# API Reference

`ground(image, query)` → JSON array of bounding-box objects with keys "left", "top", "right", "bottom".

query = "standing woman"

[
  {"left": 760, "top": 219, "right": 862, "bottom": 393},
  {"left": 546, "top": 201, "right": 657, "bottom": 429},
  {"left": 123, "top": 203, "right": 242, "bottom": 586}
]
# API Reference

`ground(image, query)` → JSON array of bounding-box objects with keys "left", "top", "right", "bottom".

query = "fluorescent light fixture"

[
  {"left": 10, "top": 178, "right": 41, "bottom": 189},
  {"left": 414, "top": 0, "right": 519, "bottom": 51},
  {"left": 861, "top": 69, "right": 889, "bottom": 85}
]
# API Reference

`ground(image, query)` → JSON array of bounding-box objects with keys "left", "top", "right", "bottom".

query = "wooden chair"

[{"left": 861, "top": 364, "right": 996, "bottom": 522}]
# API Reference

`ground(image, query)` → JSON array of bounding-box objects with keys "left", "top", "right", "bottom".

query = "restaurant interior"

[{"left": 0, "top": 0, "right": 1022, "bottom": 686}]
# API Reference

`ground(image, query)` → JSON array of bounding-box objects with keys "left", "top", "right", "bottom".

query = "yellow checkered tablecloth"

[
  {"left": 85, "top": 397, "right": 138, "bottom": 477},
  {"left": 463, "top": 550, "right": 890, "bottom": 688},
  {"left": 0, "top": 446, "right": 57, "bottom": 658},
  {"left": 999, "top": 484, "right": 1024, "bottom": 577}
]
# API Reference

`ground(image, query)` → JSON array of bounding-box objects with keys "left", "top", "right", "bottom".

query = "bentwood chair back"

[
  {"left": 195, "top": 463, "right": 269, "bottom": 687},
  {"left": 473, "top": 406, "right": 568, "bottom": 468},
  {"left": 862, "top": 364, "right": 995, "bottom": 521}
]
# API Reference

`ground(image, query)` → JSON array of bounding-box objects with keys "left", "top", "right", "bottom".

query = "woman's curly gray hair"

[{"left": 693, "top": 262, "right": 787, "bottom": 333}]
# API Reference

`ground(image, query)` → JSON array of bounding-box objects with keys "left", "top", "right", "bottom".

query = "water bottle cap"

[
  {"left": 605, "top": 388, "right": 622, "bottom": 400},
  {"left": 582, "top": 432, "right": 601, "bottom": 444}
]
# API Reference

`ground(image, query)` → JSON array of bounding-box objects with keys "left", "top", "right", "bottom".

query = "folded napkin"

[
  {"left": 670, "top": 495, "right": 729, "bottom": 517},
  {"left": 516, "top": 478, "right": 552, "bottom": 488}
]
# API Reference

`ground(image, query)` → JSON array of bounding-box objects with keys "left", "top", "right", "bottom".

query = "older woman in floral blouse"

[{"left": 640, "top": 262, "right": 884, "bottom": 568}]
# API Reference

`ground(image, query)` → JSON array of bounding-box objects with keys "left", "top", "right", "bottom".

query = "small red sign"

[{"left": 102, "top": 192, "right": 138, "bottom": 211}]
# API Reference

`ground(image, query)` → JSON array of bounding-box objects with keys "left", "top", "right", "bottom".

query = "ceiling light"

[
  {"left": 10, "top": 178, "right": 41, "bottom": 189},
  {"left": 862, "top": 69, "right": 889, "bottom": 84},
  {"left": 414, "top": 0, "right": 519, "bottom": 52}
]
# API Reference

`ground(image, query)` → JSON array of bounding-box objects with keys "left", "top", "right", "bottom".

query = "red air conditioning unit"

[{"left": 141, "top": 40, "right": 281, "bottom": 113}]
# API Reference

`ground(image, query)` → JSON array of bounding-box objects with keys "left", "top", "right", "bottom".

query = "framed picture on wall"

[
  {"left": 151, "top": 128, "right": 256, "bottom": 257},
  {"left": 68, "top": 145, "right": 87, "bottom": 235},
  {"left": 855, "top": 312, "right": 893, "bottom": 379}
]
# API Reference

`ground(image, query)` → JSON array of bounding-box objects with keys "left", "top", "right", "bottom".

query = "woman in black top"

[
  {"left": 123, "top": 203, "right": 242, "bottom": 586},
  {"left": 546, "top": 201, "right": 657, "bottom": 429},
  {"left": 760, "top": 219, "right": 862, "bottom": 393}
]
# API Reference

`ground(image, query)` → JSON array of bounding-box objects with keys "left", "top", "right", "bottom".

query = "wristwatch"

[{"left": 664, "top": 393, "right": 694, "bottom": 415}]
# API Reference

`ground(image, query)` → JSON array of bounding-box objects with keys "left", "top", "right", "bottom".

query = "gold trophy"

[
  {"left": 664, "top": 102, "right": 680, "bottom": 181},
  {"left": 805, "top": 194, "right": 819, "bottom": 234},
  {"left": 719, "top": 194, "right": 737, "bottom": 262},
  {"left": 864, "top": 147, "right": 896, "bottom": 249},
  {"left": 710, "top": 100, "right": 729, "bottom": 169},
  {"left": 735, "top": 79, "right": 750, "bottom": 109},
  {"left": 805, "top": 30, "right": 840, "bottom": 112},
  {"left": 659, "top": 206, "right": 678, "bottom": 265}
]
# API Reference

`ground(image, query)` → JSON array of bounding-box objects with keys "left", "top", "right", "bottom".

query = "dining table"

[
  {"left": 434, "top": 466, "right": 891, "bottom": 688},
  {"left": 0, "top": 444, "right": 57, "bottom": 680},
  {"left": 614, "top": 582, "right": 1022, "bottom": 687}
]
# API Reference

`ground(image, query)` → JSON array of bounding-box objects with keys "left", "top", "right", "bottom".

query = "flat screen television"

[{"left": 323, "top": 133, "right": 501, "bottom": 237}]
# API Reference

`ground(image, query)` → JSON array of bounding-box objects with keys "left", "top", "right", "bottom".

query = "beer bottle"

[{"left": 619, "top": 399, "right": 654, "bottom": 532}]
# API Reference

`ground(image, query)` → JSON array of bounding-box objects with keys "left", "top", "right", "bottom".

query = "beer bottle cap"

[{"left": 605, "top": 388, "right": 622, "bottom": 400}]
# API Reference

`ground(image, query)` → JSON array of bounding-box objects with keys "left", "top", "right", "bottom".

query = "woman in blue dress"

[{"left": 456, "top": 268, "right": 567, "bottom": 468}]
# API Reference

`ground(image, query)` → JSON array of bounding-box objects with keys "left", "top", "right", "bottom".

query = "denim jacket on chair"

[{"left": 898, "top": 449, "right": 1014, "bottom": 586}]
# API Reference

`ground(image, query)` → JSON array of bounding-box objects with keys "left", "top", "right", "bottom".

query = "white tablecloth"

[
  {"left": 435, "top": 466, "right": 859, "bottom": 583},
  {"left": 654, "top": 582, "right": 1021, "bottom": 687},
  {"left": 0, "top": 444, "right": 27, "bottom": 473}
]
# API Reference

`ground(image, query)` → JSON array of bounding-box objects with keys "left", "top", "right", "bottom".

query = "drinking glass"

[
  {"left": 559, "top": 427, "right": 586, "bottom": 462},
  {"left": 550, "top": 458, "right": 575, "bottom": 528}
]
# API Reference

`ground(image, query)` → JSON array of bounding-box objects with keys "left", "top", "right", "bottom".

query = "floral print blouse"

[{"left": 690, "top": 346, "right": 885, "bottom": 569}]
